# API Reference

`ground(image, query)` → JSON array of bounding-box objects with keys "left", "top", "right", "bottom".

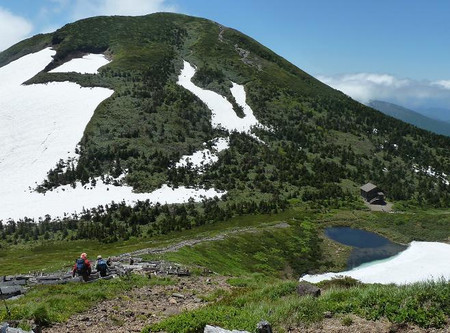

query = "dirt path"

[
  {"left": 122, "top": 222, "right": 290, "bottom": 259},
  {"left": 43, "top": 275, "right": 232, "bottom": 333},
  {"left": 365, "top": 201, "right": 393, "bottom": 212}
]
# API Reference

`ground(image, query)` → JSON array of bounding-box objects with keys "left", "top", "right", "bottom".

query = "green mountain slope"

[
  {"left": 2, "top": 12, "right": 450, "bottom": 211},
  {"left": 369, "top": 100, "right": 450, "bottom": 137}
]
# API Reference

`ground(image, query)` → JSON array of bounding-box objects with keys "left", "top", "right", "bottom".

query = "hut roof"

[{"left": 360, "top": 183, "right": 378, "bottom": 192}]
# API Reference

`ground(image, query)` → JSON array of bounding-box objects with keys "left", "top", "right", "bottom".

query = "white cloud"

[
  {"left": 432, "top": 80, "right": 450, "bottom": 90},
  {"left": 71, "top": 0, "right": 177, "bottom": 20},
  {"left": 0, "top": 7, "right": 33, "bottom": 51},
  {"left": 317, "top": 72, "right": 450, "bottom": 110}
]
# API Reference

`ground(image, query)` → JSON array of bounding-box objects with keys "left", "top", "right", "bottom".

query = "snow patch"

[
  {"left": 49, "top": 53, "right": 110, "bottom": 74},
  {"left": 177, "top": 61, "right": 262, "bottom": 133},
  {"left": 300, "top": 241, "right": 450, "bottom": 285},
  {"left": 176, "top": 137, "right": 229, "bottom": 170},
  {"left": 174, "top": 60, "right": 268, "bottom": 172},
  {"left": 413, "top": 165, "right": 449, "bottom": 185}
]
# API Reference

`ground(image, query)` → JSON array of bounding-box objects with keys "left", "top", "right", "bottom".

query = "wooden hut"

[{"left": 360, "top": 183, "right": 385, "bottom": 204}]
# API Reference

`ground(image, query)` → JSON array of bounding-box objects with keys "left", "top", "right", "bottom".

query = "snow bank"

[
  {"left": 177, "top": 61, "right": 261, "bottom": 133},
  {"left": 49, "top": 53, "right": 110, "bottom": 74},
  {"left": 5, "top": 180, "right": 222, "bottom": 220},
  {"left": 176, "top": 137, "right": 229, "bottom": 170},
  {"left": 300, "top": 241, "right": 450, "bottom": 285},
  {"left": 0, "top": 49, "right": 224, "bottom": 221},
  {"left": 175, "top": 61, "right": 267, "bottom": 173}
]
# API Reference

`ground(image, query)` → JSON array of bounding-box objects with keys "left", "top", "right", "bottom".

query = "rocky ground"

[
  {"left": 296, "top": 316, "right": 448, "bottom": 333},
  {"left": 43, "top": 275, "right": 232, "bottom": 333}
]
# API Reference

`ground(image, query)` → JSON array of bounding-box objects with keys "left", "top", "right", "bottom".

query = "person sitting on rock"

[
  {"left": 72, "top": 252, "right": 92, "bottom": 282},
  {"left": 96, "top": 255, "right": 109, "bottom": 277}
]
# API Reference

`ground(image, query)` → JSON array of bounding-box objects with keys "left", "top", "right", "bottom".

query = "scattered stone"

[
  {"left": 296, "top": 281, "right": 321, "bottom": 298},
  {"left": 256, "top": 320, "right": 272, "bottom": 333},
  {"left": 323, "top": 311, "right": 333, "bottom": 318},
  {"left": 168, "top": 298, "right": 177, "bottom": 304},
  {"left": 172, "top": 293, "right": 185, "bottom": 299}
]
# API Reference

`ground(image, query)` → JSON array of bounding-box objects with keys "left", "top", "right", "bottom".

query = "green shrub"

[{"left": 32, "top": 305, "right": 51, "bottom": 327}]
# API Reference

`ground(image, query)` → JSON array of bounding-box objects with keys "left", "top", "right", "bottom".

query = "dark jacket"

[{"left": 72, "top": 258, "right": 92, "bottom": 278}]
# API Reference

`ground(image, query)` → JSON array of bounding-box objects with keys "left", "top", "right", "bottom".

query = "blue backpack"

[
  {"left": 76, "top": 258, "right": 86, "bottom": 274},
  {"left": 97, "top": 259, "right": 107, "bottom": 272}
]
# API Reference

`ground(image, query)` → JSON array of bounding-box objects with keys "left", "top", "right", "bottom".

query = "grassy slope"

[
  {"left": 1, "top": 208, "right": 449, "bottom": 330},
  {"left": 1, "top": 207, "right": 449, "bottom": 275},
  {"left": 0, "top": 275, "right": 174, "bottom": 330},
  {"left": 148, "top": 279, "right": 449, "bottom": 332}
]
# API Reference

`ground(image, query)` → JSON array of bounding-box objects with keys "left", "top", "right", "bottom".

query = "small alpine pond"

[{"left": 325, "top": 227, "right": 407, "bottom": 269}]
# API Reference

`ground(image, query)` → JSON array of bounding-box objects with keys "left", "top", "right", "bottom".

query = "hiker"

[
  {"left": 72, "top": 252, "right": 91, "bottom": 282},
  {"left": 96, "top": 255, "right": 109, "bottom": 277}
]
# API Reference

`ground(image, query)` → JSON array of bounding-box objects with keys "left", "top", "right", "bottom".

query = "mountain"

[
  {"left": 368, "top": 100, "right": 450, "bottom": 137},
  {"left": 1, "top": 12, "right": 450, "bottom": 225},
  {"left": 1, "top": 13, "right": 450, "bottom": 332},
  {"left": 417, "top": 106, "right": 450, "bottom": 123}
]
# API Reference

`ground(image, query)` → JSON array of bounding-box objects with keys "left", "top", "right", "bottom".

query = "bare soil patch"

[{"left": 42, "top": 275, "right": 232, "bottom": 333}]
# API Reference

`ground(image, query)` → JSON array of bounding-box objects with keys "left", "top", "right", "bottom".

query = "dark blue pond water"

[{"left": 325, "top": 227, "right": 407, "bottom": 269}]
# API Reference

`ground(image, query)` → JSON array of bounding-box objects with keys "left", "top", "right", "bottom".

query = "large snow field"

[
  {"left": 0, "top": 49, "right": 224, "bottom": 221},
  {"left": 49, "top": 53, "right": 110, "bottom": 74},
  {"left": 300, "top": 241, "right": 450, "bottom": 285},
  {"left": 177, "top": 61, "right": 262, "bottom": 133}
]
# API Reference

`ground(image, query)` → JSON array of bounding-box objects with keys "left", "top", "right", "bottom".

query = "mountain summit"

[{"left": 1, "top": 13, "right": 450, "bottom": 221}]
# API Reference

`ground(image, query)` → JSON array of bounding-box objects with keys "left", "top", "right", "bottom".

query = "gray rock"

[
  {"left": 204, "top": 325, "right": 249, "bottom": 333},
  {"left": 296, "top": 281, "right": 321, "bottom": 297},
  {"left": 0, "top": 322, "right": 33, "bottom": 333},
  {"left": 0, "top": 286, "right": 22, "bottom": 298},
  {"left": 256, "top": 320, "right": 272, "bottom": 333},
  {"left": 0, "top": 280, "right": 26, "bottom": 287},
  {"left": 323, "top": 311, "right": 333, "bottom": 318}
]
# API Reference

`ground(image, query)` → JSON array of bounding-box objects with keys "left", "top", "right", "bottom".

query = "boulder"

[
  {"left": 296, "top": 281, "right": 321, "bottom": 297},
  {"left": 0, "top": 286, "right": 23, "bottom": 299},
  {"left": 204, "top": 325, "right": 249, "bottom": 333},
  {"left": 256, "top": 320, "right": 272, "bottom": 333},
  {"left": 0, "top": 322, "right": 33, "bottom": 333}
]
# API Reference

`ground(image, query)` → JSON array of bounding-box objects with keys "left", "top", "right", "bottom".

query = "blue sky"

[{"left": 1, "top": 0, "right": 450, "bottom": 115}]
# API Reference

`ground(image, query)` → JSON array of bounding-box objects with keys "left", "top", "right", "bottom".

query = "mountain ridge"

[{"left": 368, "top": 100, "right": 450, "bottom": 137}]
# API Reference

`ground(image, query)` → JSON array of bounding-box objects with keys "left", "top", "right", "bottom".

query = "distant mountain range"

[
  {"left": 417, "top": 107, "right": 450, "bottom": 123},
  {"left": 368, "top": 100, "right": 450, "bottom": 137}
]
